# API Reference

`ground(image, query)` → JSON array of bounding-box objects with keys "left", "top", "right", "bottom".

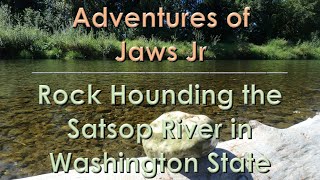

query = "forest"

[{"left": 0, "top": 0, "right": 319, "bottom": 60}]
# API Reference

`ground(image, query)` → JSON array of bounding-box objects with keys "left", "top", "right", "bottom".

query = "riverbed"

[{"left": 0, "top": 60, "right": 319, "bottom": 179}]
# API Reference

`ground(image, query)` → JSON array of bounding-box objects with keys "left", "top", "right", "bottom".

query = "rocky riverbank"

[{"left": 23, "top": 112, "right": 320, "bottom": 180}]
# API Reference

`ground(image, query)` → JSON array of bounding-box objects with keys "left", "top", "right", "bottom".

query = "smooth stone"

[
  {"left": 142, "top": 111, "right": 218, "bottom": 159},
  {"left": 61, "top": 125, "right": 70, "bottom": 132},
  {"left": 65, "top": 106, "right": 76, "bottom": 113},
  {"left": 217, "top": 114, "right": 320, "bottom": 180},
  {"left": 96, "top": 106, "right": 111, "bottom": 113}
]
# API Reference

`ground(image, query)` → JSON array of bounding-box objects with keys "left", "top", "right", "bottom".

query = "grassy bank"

[
  {"left": 0, "top": 25, "right": 320, "bottom": 60},
  {"left": 1, "top": 1, "right": 320, "bottom": 61}
]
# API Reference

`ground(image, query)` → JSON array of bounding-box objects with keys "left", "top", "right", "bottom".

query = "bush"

[
  {"left": 0, "top": 4, "right": 319, "bottom": 60},
  {"left": 64, "top": 51, "right": 83, "bottom": 60},
  {"left": 249, "top": 39, "right": 320, "bottom": 60}
]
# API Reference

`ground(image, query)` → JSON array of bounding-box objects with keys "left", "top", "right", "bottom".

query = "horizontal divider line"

[{"left": 32, "top": 72, "right": 288, "bottom": 75}]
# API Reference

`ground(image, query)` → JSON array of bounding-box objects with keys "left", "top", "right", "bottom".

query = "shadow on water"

[{"left": 178, "top": 148, "right": 254, "bottom": 180}]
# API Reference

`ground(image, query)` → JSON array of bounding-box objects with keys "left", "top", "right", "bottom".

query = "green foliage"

[
  {"left": 64, "top": 51, "right": 83, "bottom": 60},
  {"left": 2, "top": 0, "right": 320, "bottom": 43},
  {"left": 237, "top": 0, "right": 320, "bottom": 42},
  {"left": 19, "top": 50, "right": 33, "bottom": 59},
  {"left": 0, "top": 4, "right": 11, "bottom": 27},
  {"left": 0, "top": 24, "right": 48, "bottom": 58},
  {"left": 0, "top": 1, "right": 319, "bottom": 60},
  {"left": 249, "top": 39, "right": 320, "bottom": 60},
  {"left": 250, "top": 39, "right": 296, "bottom": 60},
  {"left": 45, "top": 48, "right": 63, "bottom": 59}
]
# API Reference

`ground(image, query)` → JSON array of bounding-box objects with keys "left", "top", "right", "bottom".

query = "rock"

[
  {"left": 96, "top": 106, "right": 111, "bottom": 113},
  {"left": 217, "top": 115, "right": 320, "bottom": 180},
  {"left": 65, "top": 106, "right": 76, "bottom": 113},
  {"left": 142, "top": 111, "right": 218, "bottom": 159},
  {"left": 61, "top": 125, "right": 70, "bottom": 132}
]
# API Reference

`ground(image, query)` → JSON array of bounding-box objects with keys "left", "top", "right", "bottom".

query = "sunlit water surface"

[{"left": 0, "top": 60, "right": 319, "bottom": 179}]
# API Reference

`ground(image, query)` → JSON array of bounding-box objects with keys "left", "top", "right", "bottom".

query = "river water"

[{"left": 0, "top": 60, "right": 319, "bottom": 179}]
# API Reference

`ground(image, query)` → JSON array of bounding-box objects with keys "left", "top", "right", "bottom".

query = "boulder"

[
  {"left": 142, "top": 111, "right": 218, "bottom": 159},
  {"left": 217, "top": 114, "right": 320, "bottom": 180}
]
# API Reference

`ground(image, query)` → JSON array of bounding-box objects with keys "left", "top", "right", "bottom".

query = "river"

[{"left": 0, "top": 60, "right": 319, "bottom": 179}]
